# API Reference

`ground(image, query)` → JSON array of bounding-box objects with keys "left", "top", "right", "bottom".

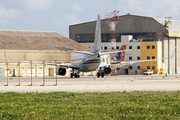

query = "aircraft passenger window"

[
  {"left": 116, "top": 46, "right": 119, "bottom": 50},
  {"left": 147, "top": 56, "right": 150, "bottom": 60},
  {"left": 147, "top": 46, "right": 150, "bottom": 49},
  {"left": 104, "top": 46, "right": 107, "bottom": 50}
]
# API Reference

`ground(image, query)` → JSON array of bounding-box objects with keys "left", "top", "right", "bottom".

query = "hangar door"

[
  {"left": 0, "top": 67, "right": 5, "bottom": 77},
  {"left": 49, "top": 68, "right": 54, "bottom": 76}
]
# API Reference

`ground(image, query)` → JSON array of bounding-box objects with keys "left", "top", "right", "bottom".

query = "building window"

[
  {"left": 147, "top": 56, "right": 150, "bottom": 60},
  {"left": 152, "top": 56, "right": 155, "bottom": 59},
  {"left": 147, "top": 66, "right": 150, "bottom": 69},
  {"left": 137, "top": 66, "right": 140, "bottom": 69},
  {"left": 152, "top": 66, "right": 155, "bottom": 69},
  {"left": 137, "top": 46, "right": 140, "bottom": 49},
  {"left": 129, "top": 46, "right": 132, "bottom": 49},
  {"left": 137, "top": 56, "right": 140, "bottom": 60},
  {"left": 129, "top": 66, "right": 133, "bottom": 69},
  {"left": 104, "top": 46, "right": 107, "bottom": 50},
  {"left": 116, "top": 46, "right": 119, "bottom": 50},
  {"left": 112, "top": 47, "right": 115, "bottom": 50},
  {"left": 152, "top": 46, "right": 155, "bottom": 49},
  {"left": 147, "top": 46, "right": 150, "bottom": 49},
  {"left": 129, "top": 57, "right": 132, "bottom": 60},
  {"left": 74, "top": 32, "right": 156, "bottom": 43},
  {"left": 101, "top": 58, "right": 105, "bottom": 62}
]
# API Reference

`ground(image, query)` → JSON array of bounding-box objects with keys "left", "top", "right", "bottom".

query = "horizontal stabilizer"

[{"left": 101, "top": 50, "right": 129, "bottom": 55}]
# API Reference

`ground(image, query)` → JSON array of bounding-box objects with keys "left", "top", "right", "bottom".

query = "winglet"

[{"left": 170, "top": 47, "right": 176, "bottom": 59}]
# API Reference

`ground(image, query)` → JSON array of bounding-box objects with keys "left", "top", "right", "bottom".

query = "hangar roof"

[
  {"left": 154, "top": 18, "right": 180, "bottom": 31},
  {"left": 70, "top": 14, "right": 180, "bottom": 32},
  {"left": 0, "top": 30, "right": 90, "bottom": 51}
]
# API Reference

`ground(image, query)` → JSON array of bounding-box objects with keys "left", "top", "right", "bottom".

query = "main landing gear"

[
  {"left": 97, "top": 67, "right": 104, "bottom": 78},
  {"left": 70, "top": 69, "right": 80, "bottom": 78},
  {"left": 70, "top": 73, "right": 80, "bottom": 78}
]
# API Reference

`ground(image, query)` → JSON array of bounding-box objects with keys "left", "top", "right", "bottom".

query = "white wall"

[
  {"left": 120, "top": 35, "right": 141, "bottom": 75},
  {"left": 163, "top": 37, "right": 168, "bottom": 73},
  {"left": 169, "top": 38, "right": 175, "bottom": 74},
  {"left": 177, "top": 38, "right": 180, "bottom": 74}
]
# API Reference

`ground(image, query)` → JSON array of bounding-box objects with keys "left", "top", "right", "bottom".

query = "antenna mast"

[{"left": 105, "top": 10, "right": 119, "bottom": 75}]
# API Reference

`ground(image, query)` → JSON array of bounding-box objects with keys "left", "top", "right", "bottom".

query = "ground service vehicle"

[{"left": 143, "top": 69, "right": 153, "bottom": 75}]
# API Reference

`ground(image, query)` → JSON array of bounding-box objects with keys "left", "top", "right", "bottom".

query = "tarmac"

[{"left": 0, "top": 75, "right": 180, "bottom": 93}]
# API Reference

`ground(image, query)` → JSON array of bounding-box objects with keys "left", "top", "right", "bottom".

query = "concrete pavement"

[{"left": 0, "top": 75, "right": 180, "bottom": 93}]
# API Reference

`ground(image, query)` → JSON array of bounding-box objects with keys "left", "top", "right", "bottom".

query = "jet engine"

[
  {"left": 104, "top": 67, "right": 111, "bottom": 74},
  {"left": 57, "top": 67, "right": 66, "bottom": 75}
]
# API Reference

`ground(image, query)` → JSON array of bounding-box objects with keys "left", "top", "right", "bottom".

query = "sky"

[{"left": 0, "top": 0, "right": 180, "bottom": 38}]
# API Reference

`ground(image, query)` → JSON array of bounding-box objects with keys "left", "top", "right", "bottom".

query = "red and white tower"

[{"left": 105, "top": 10, "right": 119, "bottom": 75}]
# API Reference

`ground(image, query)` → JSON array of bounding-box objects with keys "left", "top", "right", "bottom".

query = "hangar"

[
  {"left": 0, "top": 30, "right": 90, "bottom": 77},
  {"left": 69, "top": 14, "right": 180, "bottom": 74}
]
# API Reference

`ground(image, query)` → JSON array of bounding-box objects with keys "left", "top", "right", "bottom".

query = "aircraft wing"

[
  {"left": 111, "top": 47, "right": 176, "bottom": 67},
  {"left": 101, "top": 50, "right": 128, "bottom": 55},
  {"left": 99, "top": 64, "right": 111, "bottom": 68},
  {"left": 57, "top": 64, "right": 80, "bottom": 69},
  {"left": 98, "top": 63, "right": 128, "bottom": 68},
  {"left": 67, "top": 50, "right": 95, "bottom": 56},
  {"left": 64, "top": 49, "right": 129, "bottom": 56},
  {"left": 46, "top": 63, "right": 80, "bottom": 69}
]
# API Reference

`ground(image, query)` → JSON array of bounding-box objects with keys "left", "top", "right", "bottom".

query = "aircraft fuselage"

[{"left": 71, "top": 53, "right": 101, "bottom": 72}]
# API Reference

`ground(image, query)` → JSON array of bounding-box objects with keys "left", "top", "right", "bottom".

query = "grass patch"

[{"left": 0, "top": 91, "right": 180, "bottom": 119}]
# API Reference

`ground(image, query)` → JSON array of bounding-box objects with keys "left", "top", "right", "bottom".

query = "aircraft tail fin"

[{"left": 92, "top": 14, "right": 101, "bottom": 52}]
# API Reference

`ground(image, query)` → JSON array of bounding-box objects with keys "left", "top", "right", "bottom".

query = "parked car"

[{"left": 143, "top": 69, "right": 153, "bottom": 75}]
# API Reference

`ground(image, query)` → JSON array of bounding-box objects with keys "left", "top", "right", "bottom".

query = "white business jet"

[{"left": 4, "top": 15, "right": 176, "bottom": 78}]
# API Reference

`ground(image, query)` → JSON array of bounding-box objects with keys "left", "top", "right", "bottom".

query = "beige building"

[{"left": 0, "top": 30, "right": 90, "bottom": 77}]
